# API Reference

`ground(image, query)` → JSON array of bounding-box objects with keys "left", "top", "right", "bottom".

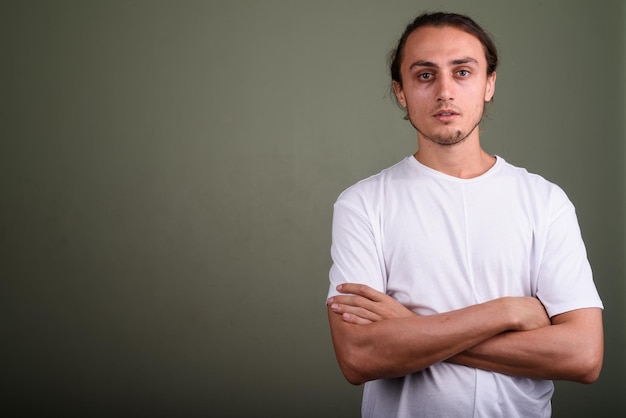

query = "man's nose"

[{"left": 436, "top": 75, "right": 455, "bottom": 102}]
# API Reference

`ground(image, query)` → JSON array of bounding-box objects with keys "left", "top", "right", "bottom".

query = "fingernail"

[
  {"left": 336, "top": 284, "right": 343, "bottom": 291},
  {"left": 331, "top": 303, "right": 339, "bottom": 310},
  {"left": 327, "top": 297, "right": 334, "bottom": 305}
]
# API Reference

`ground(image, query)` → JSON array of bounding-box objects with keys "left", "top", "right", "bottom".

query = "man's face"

[{"left": 393, "top": 25, "right": 496, "bottom": 147}]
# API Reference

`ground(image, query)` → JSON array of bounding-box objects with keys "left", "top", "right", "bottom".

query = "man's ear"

[
  {"left": 485, "top": 71, "right": 496, "bottom": 102},
  {"left": 392, "top": 81, "right": 407, "bottom": 108}
]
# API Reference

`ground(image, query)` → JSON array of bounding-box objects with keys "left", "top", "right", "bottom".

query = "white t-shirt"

[{"left": 328, "top": 155, "right": 603, "bottom": 418}]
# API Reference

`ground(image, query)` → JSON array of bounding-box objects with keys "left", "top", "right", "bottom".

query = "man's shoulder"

[
  {"left": 336, "top": 157, "right": 412, "bottom": 202},
  {"left": 497, "top": 157, "right": 570, "bottom": 204},
  {"left": 498, "top": 158, "right": 557, "bottom": 186}
]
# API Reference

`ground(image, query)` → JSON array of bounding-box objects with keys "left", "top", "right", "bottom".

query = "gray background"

[{"left": 2, "top": 0, "right": 624, "bottom": 417}]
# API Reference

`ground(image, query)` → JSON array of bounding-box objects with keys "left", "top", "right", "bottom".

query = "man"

[{"left": 326, "top": 12, "right": 603, "bottom": 418}]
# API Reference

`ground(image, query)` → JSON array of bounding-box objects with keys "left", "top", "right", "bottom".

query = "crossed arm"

[{"left": 327, "top": 283, "right": 603, "bottom": 385}]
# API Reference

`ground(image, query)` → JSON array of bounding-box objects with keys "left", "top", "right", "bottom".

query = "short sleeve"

[
  {"left": 327, "top": 195, "right": 386, "bottom": 300},
  {"left": 536, "top": 188, "right": 603, "bottom": 317}
]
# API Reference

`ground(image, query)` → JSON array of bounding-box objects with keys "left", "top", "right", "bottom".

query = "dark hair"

[{"left": 389, "top": 12, "right": 498, "bottom": 87}]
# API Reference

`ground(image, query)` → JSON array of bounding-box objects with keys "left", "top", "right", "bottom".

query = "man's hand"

[
  {"left": 502, "top": 296, "right": 551, "bottom": 331},
  {"left": 327, "top": 283, "right": 415, "bottom": 324}
]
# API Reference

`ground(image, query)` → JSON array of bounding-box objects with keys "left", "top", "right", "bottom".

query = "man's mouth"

[
  {"left": 433, "top": 110, "right": 460, "bottom": 122},
  {"left": 434, "top": 110, "right": 459, "bottom": 116}
]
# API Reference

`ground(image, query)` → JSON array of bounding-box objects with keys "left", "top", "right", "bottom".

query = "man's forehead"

[{"left": 403, "top": 25, "right": 486, "bottom": 65}]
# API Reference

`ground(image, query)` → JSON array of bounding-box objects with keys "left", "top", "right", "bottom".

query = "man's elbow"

[
  {"left": 576, "top": 352, "right": 603, "bottom": 384},
  {"left": 570, "top": 346, "right": 603, "bottom": 384},
  {"left": 336, "top": 348, "right": 371, "bottom": 385},
  {"left": 341, "top": 367, "right": 368, "bottom": 386}
]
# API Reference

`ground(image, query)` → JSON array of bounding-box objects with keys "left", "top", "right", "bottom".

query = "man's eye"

[
  {"left": 419, "top": 73, "right": 432, "bottom": 80},
  {"left": 458, "top": 70, "right": 470, "bottom": 77}
]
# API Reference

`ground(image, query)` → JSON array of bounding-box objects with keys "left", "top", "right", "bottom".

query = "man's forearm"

[{"left": 447, "top": 308, "right": 603, "bottom": 383}]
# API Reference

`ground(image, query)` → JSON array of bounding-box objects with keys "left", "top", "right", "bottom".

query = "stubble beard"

[{"left": 408, "top": 104, "right": 484, "bottom": 147}]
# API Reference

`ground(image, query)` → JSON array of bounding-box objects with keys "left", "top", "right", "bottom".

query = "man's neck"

[{"left": 414, "top": 137, "right": 496, "bottom": 179}]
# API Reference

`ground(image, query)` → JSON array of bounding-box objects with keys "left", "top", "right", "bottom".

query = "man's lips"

[
  {"left": 433, "top": 109, "right": 460, "bottom": 122},
  {"left": 433, "top": 109, "right": 459, "bottom": 116}
]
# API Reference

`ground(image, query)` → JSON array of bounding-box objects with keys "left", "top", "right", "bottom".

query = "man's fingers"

[
  {"left": 336, "top": 283, "right": 386, "bottom": 301},
  {"left": 329, "top": 294, "right": 369, "bottom": 307},
  {"left": 330, "top": 302, "right": 381, "bottom": 322},
  {"left": 341, "top": 312, "right": 372, "bottom": 325},
  {"left": 329, "top": 295, "right": 380, "bottom": 315}
]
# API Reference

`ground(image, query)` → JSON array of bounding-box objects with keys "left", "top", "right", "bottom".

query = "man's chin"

[{"left": 424, "top": 131, "right": 467, "bottom": 147}]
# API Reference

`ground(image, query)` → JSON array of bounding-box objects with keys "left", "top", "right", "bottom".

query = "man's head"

[{"left": 388, "top": 12, "right": 498, "bottom": 147}]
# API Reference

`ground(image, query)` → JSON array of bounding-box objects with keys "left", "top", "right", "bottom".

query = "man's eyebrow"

[
  {"left": 451, "top": 57, "right": 478, "bottom": 65},
  {"left": 409, "top": 60, "right": 437, "bottom": 70},
  {"left": 408, "top": 57, "right": 479, "bottom": 70}
]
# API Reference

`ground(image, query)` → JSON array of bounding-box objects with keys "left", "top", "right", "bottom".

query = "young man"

[{"left": 326, "top": 12, "right": 603, "bottom": 418}]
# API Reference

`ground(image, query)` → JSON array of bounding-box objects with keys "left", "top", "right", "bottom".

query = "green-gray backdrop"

[{"left": 2, "top": 1, "right": 624, "bottom": 417}]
